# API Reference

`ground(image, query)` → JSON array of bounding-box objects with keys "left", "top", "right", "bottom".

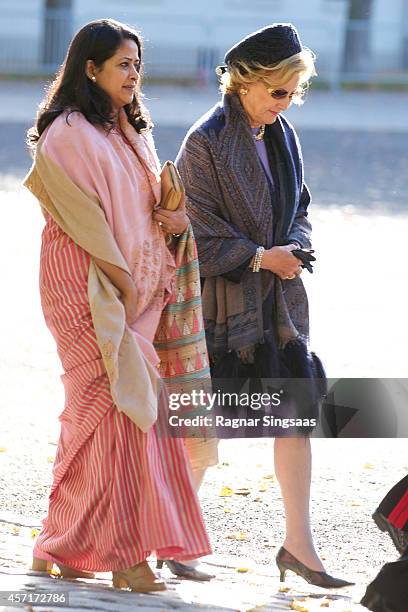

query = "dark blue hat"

[{"left": 224, "top": 23, "right": 302, "bottom": 67}]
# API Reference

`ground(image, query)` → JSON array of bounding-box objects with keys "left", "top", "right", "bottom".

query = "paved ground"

[
  {"left": 1, "top": 181, "right": 407, "bottom": 610},
  {"left": 0, "top": 82, "right": 407, "bottom": 610},
  {"left": 0, "top": 537, "right": 370, "bottom": 611}
]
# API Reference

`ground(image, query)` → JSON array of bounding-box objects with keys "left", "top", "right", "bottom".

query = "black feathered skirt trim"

[{"left": 210, "top": 337, "right": 325, "bottom": 438}]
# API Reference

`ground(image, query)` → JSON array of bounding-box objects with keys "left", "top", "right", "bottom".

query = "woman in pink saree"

[{"left": 24, "top": 19, "right": 214, "bottom": 592}]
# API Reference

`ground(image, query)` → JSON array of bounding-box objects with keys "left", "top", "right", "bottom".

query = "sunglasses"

[{"left": 261, "top": 80, "right": 305, "bottom": 100}]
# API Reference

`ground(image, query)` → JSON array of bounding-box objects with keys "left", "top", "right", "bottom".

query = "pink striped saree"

[{"left": 24, "top": 110, "right": 213, "bottom": 572}]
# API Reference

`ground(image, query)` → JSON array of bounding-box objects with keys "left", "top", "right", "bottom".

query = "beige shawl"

[{"left": 24, "top": 142, "right": 160, "bottom": 433}]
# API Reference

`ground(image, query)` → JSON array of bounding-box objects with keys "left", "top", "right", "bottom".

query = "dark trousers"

[{"left": 378, "top": 475, "right": 408, "bottom": 532}]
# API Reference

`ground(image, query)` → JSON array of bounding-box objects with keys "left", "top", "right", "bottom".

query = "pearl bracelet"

[{"left": 252, "top": 246, "right": 265, "bottom": 272}]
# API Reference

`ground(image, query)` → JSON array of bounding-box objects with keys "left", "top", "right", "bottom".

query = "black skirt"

[{"left": 209, "top": 290, "right": 326, "bottom": 438}]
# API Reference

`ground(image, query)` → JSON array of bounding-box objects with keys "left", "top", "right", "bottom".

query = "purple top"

[{"left": 251, "top": 128, "right": 274, "bottom": 187}]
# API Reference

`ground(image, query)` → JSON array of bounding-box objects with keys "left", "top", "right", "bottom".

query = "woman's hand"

[
  {"left": 121, "top": 282, "right": 138, "bottom": 326},
  {"left": 153, "top": 194, "right": 189, "bottom": 235},
  {"left": 260, "top": 244, "right": 303, "bottom": 280}
]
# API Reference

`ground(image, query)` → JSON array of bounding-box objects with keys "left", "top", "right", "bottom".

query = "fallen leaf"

[
  {"left": 0, "top": 447, "right": 7, "bottom": 453},
  {"left": 278, "top": 585, "right": 290, "bottom": 592},
  {"left": 290, "top": 601, "right": 309, "bottom": 612},
  {"left": 364, "top": 462, "right": 374, "bottom": 469},
  {"left": 30, "top": 528, "right": 40, "bottom": 539},
  {"left": 234, "top": 488, "right": 251, "bottom": 496},
  {"left": 225, "top": 531, "right": 248, "bottom": 541},
  {"left": 320, "top": 597, "right": 331, "bottom": 607},
  {"left": 219, "top": 486, "right": 233, "bottom": 497},
  {"left": 223, "top": 507, "right": 232, "bottom": 513},
  {"left": 263, "top": 473, "right": 276, "bottom": 481},
  {"left": 47, "top": 456, "right": 55, "bottom": 463},
  {"left": 236, "top": 567, "right": 250, "bottom": 573},
  {"left": 258, "top": 483, "right": 268, "bottom": 492},
  {"left": 12, "top": 526, "right": 20, "bottom": 535}
]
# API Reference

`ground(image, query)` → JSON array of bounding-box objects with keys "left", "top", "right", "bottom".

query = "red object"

[{"left": 389, "top": 490, "right": 408, "bottom": 529}]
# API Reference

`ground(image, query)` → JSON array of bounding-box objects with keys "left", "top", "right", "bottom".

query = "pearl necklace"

[{"left": 254, "top": 124, "right": 266, "bottom": 141}]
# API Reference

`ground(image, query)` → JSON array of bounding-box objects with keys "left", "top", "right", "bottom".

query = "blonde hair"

[{"left": 219, "top": 48, "right": 316, "bottom": 104}]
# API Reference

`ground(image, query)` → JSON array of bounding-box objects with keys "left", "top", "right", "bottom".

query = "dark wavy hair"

[{"left": 28, "top": 18, "right": 151, "bottom": 150}]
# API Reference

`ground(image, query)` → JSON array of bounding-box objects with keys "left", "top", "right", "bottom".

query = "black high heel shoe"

[
  {"left": 156, "top": 559, "right": 214, "bottom": 581},
  {"left": 276, "top": 547, "right": 354, "bottom": 589}
]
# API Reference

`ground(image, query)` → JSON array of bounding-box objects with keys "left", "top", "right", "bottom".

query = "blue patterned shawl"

[{"left": 176, "top": 93, "right": 313, "bottom": 360}]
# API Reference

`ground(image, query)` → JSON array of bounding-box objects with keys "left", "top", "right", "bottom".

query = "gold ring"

[{"left": 286, "top": 274, "right": 296, "bottom": 280}]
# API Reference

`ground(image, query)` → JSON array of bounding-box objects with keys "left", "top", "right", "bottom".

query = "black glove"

[{"left": 291, "top": 248, "right": 316, "bottom": 273}]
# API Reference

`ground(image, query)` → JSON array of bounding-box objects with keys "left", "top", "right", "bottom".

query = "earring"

[
  {"left": 91, "top": 76, "right": 96, "bottom": 82},
  {"left": 240, "top": 88, "right": 248, "bottom": 95}
]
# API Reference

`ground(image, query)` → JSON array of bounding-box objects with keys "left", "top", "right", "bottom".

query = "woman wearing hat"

[{"left": 177, "top": 24, "right": 353, "bottom": 588}]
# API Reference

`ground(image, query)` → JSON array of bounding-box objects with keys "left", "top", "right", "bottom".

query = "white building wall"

[
  {"left": 0, "top": 0, "right": 408, "bottom": 79},
  {"left": 371, "top": 0, "right": 406, "bottom": 71},
  {"left": 0, "top": 0, "right": 43, "bottom": 71},
  {"left": 72, "top": 0, "right": 348, "bottom": 84},
  {"left": 403, "top": 0, "right": 408, "bottom": 68}
]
